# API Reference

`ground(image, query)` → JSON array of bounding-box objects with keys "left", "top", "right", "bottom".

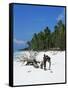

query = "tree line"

[{"left": 27, "top": 20, "right": 65, "bottom": 51}]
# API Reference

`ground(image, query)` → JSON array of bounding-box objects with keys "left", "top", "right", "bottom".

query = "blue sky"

[{"left": 13, "top": 4, "right": 65, "bottom": 51}]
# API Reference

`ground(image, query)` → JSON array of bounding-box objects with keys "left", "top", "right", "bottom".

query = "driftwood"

[
  {"left": 25, "top": 59, "right": 40, "bottom": 68},
  {"left": 15, "top": 51, "right": 39, "bottom": 68}
]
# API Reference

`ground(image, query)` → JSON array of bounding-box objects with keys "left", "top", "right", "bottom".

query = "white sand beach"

[{"left": 13, "top": 51, "right": 65, "bottom": 86}]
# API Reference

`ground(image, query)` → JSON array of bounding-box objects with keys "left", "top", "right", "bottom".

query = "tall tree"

[{"left": 44, "top": 27, "right": 51, "bottom": 49}]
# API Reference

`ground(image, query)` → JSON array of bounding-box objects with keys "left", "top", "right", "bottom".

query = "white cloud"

[{"left": 14, "top": 38, "right": 26, "bottom": 45}]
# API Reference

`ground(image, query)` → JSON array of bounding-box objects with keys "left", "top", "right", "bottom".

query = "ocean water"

[{"left": 13, "top": 51, "right": 24, "bottom": 61}]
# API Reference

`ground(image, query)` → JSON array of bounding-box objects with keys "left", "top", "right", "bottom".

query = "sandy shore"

[{"left": 13, "top": 51, "right": 65, "bottom": 86}]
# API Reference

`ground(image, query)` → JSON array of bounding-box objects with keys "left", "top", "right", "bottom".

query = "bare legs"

[
  {"left": 40, "top": 60, "right": 51, "bottom": 70},
  {"left": 49, "top": 61, "right": 51, "bottom": 70}
]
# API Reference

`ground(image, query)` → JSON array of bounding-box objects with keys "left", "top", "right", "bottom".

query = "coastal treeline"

[{"left": 27, "top": 20, "right": 65, "bottom": 51}]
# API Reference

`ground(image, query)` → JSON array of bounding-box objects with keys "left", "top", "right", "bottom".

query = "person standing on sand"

[{"left": 40, "top": 54, "right": 51, "bottom": 70}]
